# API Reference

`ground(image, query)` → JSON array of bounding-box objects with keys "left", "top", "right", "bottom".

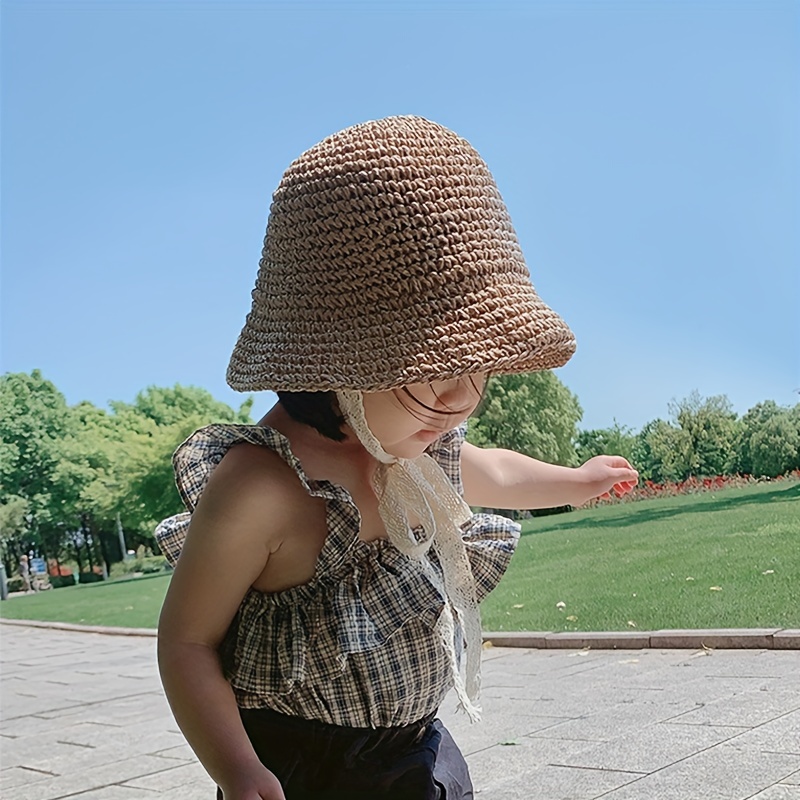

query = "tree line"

[
  {"left": 1, "top": 371, "right": 252, "bottom": 579},
  {"left": 471, "top": 375, "right": 799, "bottom": 482},
  {"left": 1, "top": 370, "right": 797, "bottom": 577}
]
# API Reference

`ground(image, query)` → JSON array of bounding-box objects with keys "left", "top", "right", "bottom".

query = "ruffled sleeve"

[
  {"left": 154, "top": 423, "right": 360, "bottom": 570},
  {"left": 426, "top": 424, "right": 521, "bottom": 602}
]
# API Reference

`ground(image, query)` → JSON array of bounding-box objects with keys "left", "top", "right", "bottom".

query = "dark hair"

[
  {"left": 395, "top": 375, "right": 487, "bottom": 422},
  {"left": 277, "top": 391, "right": 346, "bottom": 442},
  {"left": 278, "top": 377, "right": 488, "bottom": 442}
]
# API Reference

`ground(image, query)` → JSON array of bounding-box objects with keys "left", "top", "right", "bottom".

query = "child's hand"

[
  {"left": 218, "top": 763, "right": 287, "bottom": 800},
  {"left": 577, "top": 455, "right": 638, "bottom": 502}
]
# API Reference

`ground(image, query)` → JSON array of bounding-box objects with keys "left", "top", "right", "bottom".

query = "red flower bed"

[{"left": 588, "top": 469, "right": 800, "bottom": 507}]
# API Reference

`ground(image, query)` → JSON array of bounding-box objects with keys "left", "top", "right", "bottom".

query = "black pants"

[{"left": 217, "top": 707, "right": 474, "bottom": 799}]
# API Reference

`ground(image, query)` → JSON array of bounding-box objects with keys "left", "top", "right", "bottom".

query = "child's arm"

[
  {"left": 461, "top": 442, "right": 638, "bottom": 510},
  {"left": 158, "top": 446, "right": 294, "bottom": 800}
]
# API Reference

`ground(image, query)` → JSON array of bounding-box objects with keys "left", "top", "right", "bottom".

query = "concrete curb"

[
  {"left": 0, "top": 618, "right": 157, "bottom": 636},
  {"left": 483, "top": 628, "right": 800, "bottom": 649},
  {"left": 3, "top": 619, "right": 799, "bottom": 648}
]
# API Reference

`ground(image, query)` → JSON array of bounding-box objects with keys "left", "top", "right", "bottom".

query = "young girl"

[{"left": 156, "top": 116, "right": 637, "bottom": 800}]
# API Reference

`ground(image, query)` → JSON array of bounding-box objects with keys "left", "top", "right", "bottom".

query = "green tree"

[
  {"left": 1, "top": 373, "right": 255, "bottom": 567},
  {"left": 0, "top": 371, "right": 75, "bottom": 563},
  {"left": 0, "top": 495, "right": 30, "bottom": 577},
  {"left": 114, "top": 384, "right": 253, "bottom": 427},
  {"left": 736, "top": 401, "right": 800, "bottom": 478},
  {"left": 106, "top": 385, "right": 254, "bottom": 545},
  {"left": 633, "top": 392, "right": 739, "bottom": 482},
  {"left": 575, "top": 421, "right": 636, "bottom": 465},
  {"left": 669, "top": 391, "right": 738, "bottom": 478},
  {"left": 632, "top": 418, "right": 691, "bottom": 483},
  {"left": 467, "top": 372, "right": 582, "bottom": 466}
]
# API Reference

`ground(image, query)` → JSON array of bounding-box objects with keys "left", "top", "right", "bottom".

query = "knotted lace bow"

[{"left": 336, "top": 390, "right": 483, "bottom": 721}]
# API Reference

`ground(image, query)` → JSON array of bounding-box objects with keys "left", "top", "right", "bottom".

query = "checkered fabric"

[{"left": 155, "top": 423, "right": 520, "bottom": 728}]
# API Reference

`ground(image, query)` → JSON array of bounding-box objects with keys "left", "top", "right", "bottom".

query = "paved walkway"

[{"left": 2, "top": 622, "right": 799, "bottom": 799}]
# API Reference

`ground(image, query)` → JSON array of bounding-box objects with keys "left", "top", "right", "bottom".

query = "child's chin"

[{"left": 383, "top": 442, "right": 430, "bottom": 460}]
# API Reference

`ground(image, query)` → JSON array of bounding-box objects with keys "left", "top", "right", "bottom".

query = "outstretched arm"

[{"left": 461, "top": 442, "right": 638, "bottom": 510}]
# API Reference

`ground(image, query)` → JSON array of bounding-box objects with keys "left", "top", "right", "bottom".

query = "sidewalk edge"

[{"left": 3, "top": 619, "right": 798, "bottom": 648}]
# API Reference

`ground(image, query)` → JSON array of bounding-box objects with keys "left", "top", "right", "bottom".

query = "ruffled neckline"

[{"left": 172, "top": 423, "right": 443, "bottom": 598}]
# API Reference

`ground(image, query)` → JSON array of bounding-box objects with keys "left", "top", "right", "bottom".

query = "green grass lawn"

[
  {"left": 1, "top": 481, "right": 797, "bottom": 631},
  {"left": 481, "top": 480, "right": 800, "bottom": 632},
  {"left": 0, "top": 573, "right": 171, "bottom": 628}
]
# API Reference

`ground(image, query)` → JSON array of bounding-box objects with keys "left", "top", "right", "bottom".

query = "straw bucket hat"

[{"left": 227, "top": 115, "right": 575, "bottom": 392}]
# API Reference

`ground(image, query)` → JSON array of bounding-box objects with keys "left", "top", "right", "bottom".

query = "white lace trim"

[{"left": 336, "top": 390, "right": 483, "bottom": 722}]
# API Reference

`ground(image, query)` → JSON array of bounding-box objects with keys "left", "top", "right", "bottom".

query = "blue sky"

[{"left": 2, "top": 0, "right": 798, "bottom": 432}]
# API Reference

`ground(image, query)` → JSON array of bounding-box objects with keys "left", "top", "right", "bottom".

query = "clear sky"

[{"left": 2, "top": 0, "right": 798, "bottom": 432}]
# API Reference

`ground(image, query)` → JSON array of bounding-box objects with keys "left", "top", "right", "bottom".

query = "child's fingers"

[{"left": 612, "top": 480, "right": 636, "bottom": 496}]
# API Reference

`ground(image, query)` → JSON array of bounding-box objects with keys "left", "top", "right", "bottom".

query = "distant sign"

[{"left": 30, "top": 558, "right": 47, "bottom": 575}]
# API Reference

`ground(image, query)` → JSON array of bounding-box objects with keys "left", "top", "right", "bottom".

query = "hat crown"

[{"left": 227, "top": 116, "right": 575, "bottom": 392}]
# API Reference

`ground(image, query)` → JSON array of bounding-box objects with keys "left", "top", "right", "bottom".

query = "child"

[{"left": 156, "top": 116, "right": 638, "bottom": 800}]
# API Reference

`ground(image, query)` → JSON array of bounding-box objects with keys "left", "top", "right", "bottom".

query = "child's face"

[{"left": 362, "top": 374, "right": 485, "bottom": 459}]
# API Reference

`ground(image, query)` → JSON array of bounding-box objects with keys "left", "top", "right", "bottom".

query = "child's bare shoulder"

[{"left": 191, "top": 442, "right": 306, "bottom": 551}]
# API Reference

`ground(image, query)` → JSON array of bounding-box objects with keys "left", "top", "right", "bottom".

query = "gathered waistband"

[{"left": 239, "top": 706, "right": 437, "bottom": 764}]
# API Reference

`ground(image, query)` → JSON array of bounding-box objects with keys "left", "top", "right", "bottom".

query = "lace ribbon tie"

[{"left": 336, "top": 390, "right": 483, "bottom": 722}]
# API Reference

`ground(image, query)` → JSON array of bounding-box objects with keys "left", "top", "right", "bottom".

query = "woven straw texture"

[{"left": 227, "top": 115, "right": 576, "bottom": 392}]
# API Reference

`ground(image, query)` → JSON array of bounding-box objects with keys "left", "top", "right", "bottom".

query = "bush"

[
  {"left": 78, "top": 572, "right": 105, "bottom": 584},
  {"left": 47, "top": 560, "right": 73, "bottom": 577},
  {"left": 7, "top": 575, "right": 25, "bottom": 593},
  {"left": 109, "top": 555, "right": 169, "bottom": 578},
  {"left": 50, "top": 574, "right": 76, "bottom": 588}
]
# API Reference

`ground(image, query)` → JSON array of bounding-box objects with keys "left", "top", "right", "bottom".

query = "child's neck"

[{"left": 259, "top": 404, "right": 377, "bottom": 481}]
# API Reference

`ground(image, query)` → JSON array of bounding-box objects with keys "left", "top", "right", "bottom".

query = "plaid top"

[{"left": 155, "top": 423, "right": 520, "bottom": 728}]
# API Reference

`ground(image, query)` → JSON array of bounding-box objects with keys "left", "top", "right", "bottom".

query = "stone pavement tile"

[
  {"left": 599, "top": 746, "right": 800, "bottom": 800},
  {"left": 783, "top": 771, "right": 800, "bottom": 785},
  {"left": 32, "top": 691, "right": 170, "bottom": 726},
  {"left": 1, "top": 754, "right": 184, "bottom": 800},
  {"left": 463, "top": 732, "right": 643, "bottom": 795},
  {"left": 157, "top": 777, "right": 219, "bottom": 800},
  {"left": 59, "top": 787, "right": 155, "bottom": 799},
  {"left": 472, "top": 758, "right": 642, "bottom": 800},
  {"left": 150, "top": 743, "right": 197, "bottom": 762},
  {"left": 3, "top": 686, "right": 156, "bottom": 724},
  {"left": 528, "top": 699, "right": 704, "bottom": 743},
  {"left": 550, "top": 720, "right": 742, "bottom": 773},
  {"left": 1, "top": 766, "right": 60, "bottom": 791},
  {"left": 479, "top": 685, "right": 615, "bottom": 722},
  {"left": 669, "top": 689, "right": 800, "bottom": 728},
  {"left": 651, "top": 676, "right": 786, "bottom": 712},
  {"left": 3, "top": 724, "right": 190, "bottom": 781},
  {"left": 0, "top": 712, "right": 98, "bottom": 738},
  {"left": 54, "top": 719, "right": 187, "bottom": 754},
  {"left": 4, "top": 685, "right": 158, "bottom": 720},
  {"left": 122, "top": 761, "right": 212, "bottom": 792},
  {"left": 478, "top": 663, "right": 605, "bottom": 690},
  {"left": 724, "top": 710, "right": 800, "bottom": 756},
  {"left": 749, "top": 787, "right": 800, "bottom": 799},
  {"left": 671, "top": 650, "right": 800, "bottom": 679},
  {"left": 615, "top": 659, "right": 785, "bottom": 696},
  {"left": 444, "top": 709, "right": 579, "bottom": 757},
  {"left": 1, "top": 687, "right": 97, "bottom": 720},
  {"left": 3, "top": 733, "right": 108, "bottom": 770},
  {"left": 6, "top": 729, "right": 181, "bottom": 781},
  {"left": 480, "top": 649, "right": 612, "bottom": 682},
  {"left": 1, "top": 695, "right": 168, "bottom": 737},
  {"left": 484, "top": 655, "right": 662, "bottom": 702}
]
